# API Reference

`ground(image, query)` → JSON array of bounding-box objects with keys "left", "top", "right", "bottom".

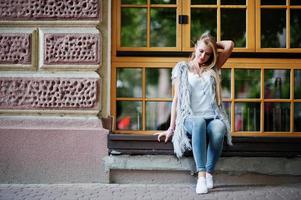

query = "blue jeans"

[{"left": 184, "top": 116, "right": 226, "bottom": 173}]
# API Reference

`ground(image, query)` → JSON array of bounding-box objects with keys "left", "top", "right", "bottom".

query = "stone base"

[{"left": 0, "top": 116, "right": 109, "bottom": 183}]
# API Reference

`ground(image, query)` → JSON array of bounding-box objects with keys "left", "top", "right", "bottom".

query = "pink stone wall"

[
  {"left": 0, "top": 0, "right": 100, "bottom": 20},
  {"left": 0, "top": 78, "right": 99, "bottom": 109},
  {"left": 0, "top": 33, "right": 31, "bottom": 64},
  {"left": 44, "top": 33, "right": 100, "bottom": 64}
]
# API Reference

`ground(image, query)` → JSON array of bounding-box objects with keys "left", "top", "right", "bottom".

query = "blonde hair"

[{"left": 189, "top": 32, "right": 223, "bottom": 106}]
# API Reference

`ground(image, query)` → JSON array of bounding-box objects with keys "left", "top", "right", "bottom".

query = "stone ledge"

[{"left": 104, "top": 155, "right": 301, "bottom": 176}]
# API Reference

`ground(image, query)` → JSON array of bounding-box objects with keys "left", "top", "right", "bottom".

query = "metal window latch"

[{"left": 179, "top": 15, "right": 188, "bottom": 24}]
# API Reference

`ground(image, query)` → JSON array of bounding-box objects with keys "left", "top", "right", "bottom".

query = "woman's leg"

[
  {"left": 184, "top": 116, "right": 207, "bottom": 172},
  {"left": 206, "top": 119, "right": 226, "bottom": 173}
]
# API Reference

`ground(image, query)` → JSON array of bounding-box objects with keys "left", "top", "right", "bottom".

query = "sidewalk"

[{"left": 1, "top": 182, "right": 301, "bottom": 200}]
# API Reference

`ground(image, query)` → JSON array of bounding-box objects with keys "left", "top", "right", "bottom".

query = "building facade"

[{"left": 1, "top": 0, "right": 301, "bottom": 183}]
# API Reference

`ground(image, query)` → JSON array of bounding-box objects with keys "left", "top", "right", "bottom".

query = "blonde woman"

[{"left": 155, "top": 32, "right": 234, "bottom": 194}]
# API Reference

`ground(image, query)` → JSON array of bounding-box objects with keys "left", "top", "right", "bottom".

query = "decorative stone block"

[
  {"left": 0, "top": 76, "right": 99, "bottom": 109},
  {"left": 44, "top": 33, "right": 100, "bottom": 65},
  {"left": 0, "top": 33, "right": 31, "bottom": 64},
  {"left": 0, "top": 0, "right": 100, "bottom": 20}
]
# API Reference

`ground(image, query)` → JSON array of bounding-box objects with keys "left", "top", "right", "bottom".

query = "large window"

[{"left": 111, "top": 0, "right": 301, "bottom": 137}]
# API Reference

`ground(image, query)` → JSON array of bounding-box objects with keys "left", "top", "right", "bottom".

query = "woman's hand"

[{"left": 153, "top": 128, "right": 174, "bottom": 143}]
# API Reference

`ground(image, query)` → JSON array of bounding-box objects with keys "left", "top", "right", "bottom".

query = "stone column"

[{"left": 0, "top": 0, "right": 109, "bottom": 183}]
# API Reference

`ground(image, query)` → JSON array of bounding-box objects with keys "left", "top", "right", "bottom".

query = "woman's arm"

[
  {"left": 154, "top": 80, "right": 178, "bottom": 143},
  {"left": 216, "top": 40, "right": 234, "bottom": 69}
]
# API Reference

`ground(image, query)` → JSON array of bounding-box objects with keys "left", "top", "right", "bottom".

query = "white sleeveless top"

[{"left": 187, "top": 70, "right": 217, "bottom": 119}]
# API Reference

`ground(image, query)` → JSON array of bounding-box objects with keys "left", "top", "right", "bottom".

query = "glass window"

[
  {"left": 191, "top": 0, "right": 216, "bottom": 5},
  {"left": 121, "top": 8, "right": 147, "bottom": 47},
  {"left": 290, "top": 10, "right": 301, "bottom": 48},
  {"left": 146, "top": 68, "right": 172, "bottom": 98},
  {"left": 261, "top": 9, "right": 286, "bottom": 48},
  {"left": 235, "top": 103, "right": 260, "bottom": 131},
  {"left": 221, "top": 69, "right": 231, "bottom": 98},
  {"left": 291, "top": 0, "right": 301, "bottom": 5},
  {"left": 191, "top": 9, "right": 217, "bottom": 47},
  {"left": 221, "top": 0, "right": 246, "bottom": 5},
  {"left": 116, "top": 101, "right": 142, "bottom": 130},
  {"left": 295, "top": 103, "right": 301, "bottom": 132},
  {"left": 264, "top": 103, "right": 290, "bottom": 131},
  {"left": 221, "top": 9, "right": 246, "bottom": 47},
  {"left": 264, "top": 69, "right": 290, "bottom": 99},
  {"left": 295, "top": 70, "right": 301, "bottom": 99},
  {"left": 151, "top": 8, "right": 177, "bottom": 47},
  {"left": 117, "top": 68, "right": 142, "bottom": 98},
  {"left": 235, "top": 69, "right": 261, "bottom": 98},
  {"left": 146, "top": 102, "right": 171, "bottom": 130},
  {"left": 261, "top": 0, "right": 286, "bottom": 5}
]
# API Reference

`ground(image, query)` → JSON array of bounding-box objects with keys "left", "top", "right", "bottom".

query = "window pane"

[
  {"left": 146, "top": 68, "right": 172, "bottom": 98},
  {"left": 264, "top": 69, "right": 290, "bottom": 99},
  {"left": 191, "top": 9, "right": 217, "bottom": 47},
  {"left": 221, "top": 9, "right": 246, "bottom": 47},
  {"left": 291, "top": 0, "right": 301, "bottom": 5},
  {"left": 146, "top": 102, "right": 171, "bottom": 130},
  {"left": 221, "top": 69, "right": 231, "bottom": 98},
  {"left": 235, "top": 103, "right": 260, "bottom": 131},
  {"left": 290, "top": 10, "right": 301, "bottom": 48},
  {"left": 221, "top": 0, "right": 246, "bottom": 5},
  {"left": 223, "top": 102, "right": 231, "bottom": 125},
  {"left": 235, "top": 69, "right": 261, "bottom": 98},
  {"left": 116, "top": 101, "right": 142, "bottom": 130},
  {"left": 261, "top": 0, "right": 286, "bottom": 5},
  {"left": 295, "top": 70, "right": 301, "bottom": 99},
  {"left": 295, "top": 103, "right": 301, "bottom": 132},
  {"left": 261, "top": 9, "right": 286, "bottom": 48},
  {"left": 264, "top": 103, "right": 290, "bottom": 131},
  {"left": 151, "top": 8, "right": 176, "bottom": 47},
  {"left": 122, "top": 0, "right": 146, "bottom": 4},
  {"left": 117, "top": 68, "right": 142, "bottom": 97},
  {"left": 151, "top": 0, "right": 176, "bottom": 4},
  {"left": 191, "top": 0, "right": 216, "bottom": 5},
  {"left": 121, "top": 8, "right": 147, "bottom": 47}
]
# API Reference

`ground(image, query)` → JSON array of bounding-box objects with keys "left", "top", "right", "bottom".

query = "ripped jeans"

[{"left": 184, "top": 116, "right": 226, "bottom": 173}]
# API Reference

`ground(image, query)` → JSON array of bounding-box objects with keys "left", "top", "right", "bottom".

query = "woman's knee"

[
  {"left": 192, "top": 116, "right": 206, "bottom": 129},
  {"left": 208, "top": 119, "right": 226, "bottom": 138}
]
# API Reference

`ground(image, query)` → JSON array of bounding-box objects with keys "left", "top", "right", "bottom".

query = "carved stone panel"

[
  {"left": 0, "top": 78, "right": 98, "bottom": 109},
  {"left": 44, "top": 33, "right": 100, "bottom": 65},
  {"left": 0, "top": 33, "right": 31, "bottom": 64},
  {"left": 0, "top": 0, "right": 99, "bottom": 20}
]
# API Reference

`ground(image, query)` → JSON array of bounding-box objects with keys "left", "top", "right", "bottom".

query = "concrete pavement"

[{"left": 1, "top": 182, "right": 301, "bottom": 200}]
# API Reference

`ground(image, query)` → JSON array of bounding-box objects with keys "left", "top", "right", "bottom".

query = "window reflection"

[
  {"left": 235, "top": 69, "right": 261, "bottom": 98},
  {"left": 295, "top": 103, "right": 301, "bottom": 132},
  {"left": 146, "top": 68, "right": 172, "bottom": 98},
  {"left": 151, "top": 8, "right": 176, "bottom": 47},
  {"left": 264, "top": 103, "right": 290, "bottom": 131},
  {"left": 121, "top": 0, "right": 146, "bottom": 4},
  {"left": 261, "top": 9, "right": 286, "bottom": 48},
  {"left": 223, "top": 102, "right": 231, "bottom": 125},
  {"left": 261, "top": 0, "right": 286, "bottom": 5},
  {"left": 151, "top": 0, "right": 176, "bottom": 4},
  {"left": 116, "top": 101, "right": 142, "bottom": 130},
  {"left": 146, "top": 102, "right": 171, "bottom": 130},
  {"left": 121, "top": 8, "right": 147, "bottom": 47},
  {"left": 221, "top": 0, "right": 245, "bottom": 5},
  {"left": 117, "top": 68, "right": 142, "bottom": 98},
  {"left": 290, "top": 10, "right": 301, "bottom": 48},
  {"left": 191, "top": 9, "right": 216, "bottom": 47},
  {"left": 221, "top": 69, "right": 231, "bottom": 98},
  {"left": 221, "top": 9, "right": 246, "bottom": 47},
  {"left": 235, "top": 103, "right": 260, "bottom": 131},
  {"left": 295, "top": 70, "right": 301, "bottom": 99},
  {"left": 264, "top": 69, "right": 290, "bottom": 99}
]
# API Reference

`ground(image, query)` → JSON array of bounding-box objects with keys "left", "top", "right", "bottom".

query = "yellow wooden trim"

[
  {"left": 260, "top": 6, "right": 288, "bottom": 9},
  {"left": 234, "top": 99, "right": 261, "bottom": 102},
  {"left": 247, "top": 0, "right": 256, "bottom": 50},
  {"left": 190, "top": 5, "right": 218, "bottom": 8},
  {"left": 177, "top": 0, "right": 182, "bottom": 51},
  {"left": 287, "top": 2, "right": 290, "bottom": 48},
  {"left": 260, "top": 65, "right": 264, "bottom": 132},
  {"left": 255, "top": 0, "right": 261, "bottom": 51},
  {"left": 263, "top": 99, "right": 291, "bottom": 102},
  {"left": 217, "top": 0, "right": 221, "bottom": 42},
  {"left": 142, "top": 67, "right": 146, "bottom": 130},
  {"left": 121, "top": 5, "right": 148, "bottom": 8},
  {"left": 111, "top": 64, "right": 117, "bottom": 130},
  {"left": 290, "top": 67, "right": 294, "bottom": 132},
  {"left": 147, "top": 0, "right": 150, "bottom": 48},
  {"left": 231, "top": 66, "right": 235, "bottom": 132}
]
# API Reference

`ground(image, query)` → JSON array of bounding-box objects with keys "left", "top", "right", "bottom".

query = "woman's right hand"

[{"left": 153, "top": 129, "right": 174, "bottom": 143}]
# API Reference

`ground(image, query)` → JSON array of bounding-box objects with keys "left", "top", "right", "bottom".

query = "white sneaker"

[
  {"left": 196, "top": 177, "right": 208, "bottom": 194},
  {"left": 206, "top": 173, "right": 213, "bottom": 189}
]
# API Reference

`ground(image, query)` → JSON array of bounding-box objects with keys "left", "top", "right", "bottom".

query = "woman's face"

[{"left": 194, "top": 41, "right": 212, "bottom": 65}]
